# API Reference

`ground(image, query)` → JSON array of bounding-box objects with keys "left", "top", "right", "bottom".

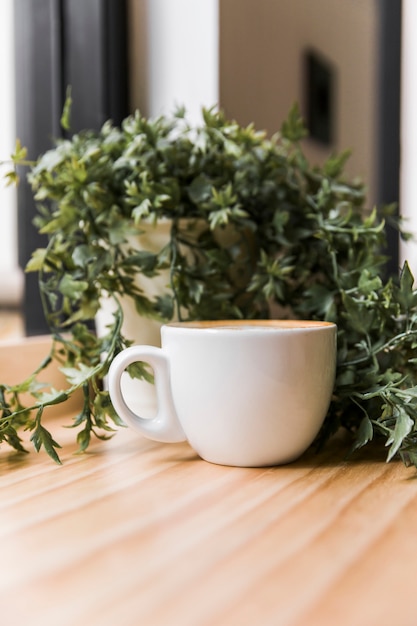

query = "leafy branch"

[{"left": 0, "top": 296, "right": 126, "bottom": 461}]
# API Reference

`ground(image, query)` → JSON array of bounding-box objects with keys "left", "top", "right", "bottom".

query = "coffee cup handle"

[{"left": 108, "top": 345, "right": 186, "bottom": 443}]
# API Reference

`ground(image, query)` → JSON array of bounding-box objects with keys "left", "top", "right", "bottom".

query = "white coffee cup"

[{"left": 108, "top": 320, "right": 337, "bottom": 467}]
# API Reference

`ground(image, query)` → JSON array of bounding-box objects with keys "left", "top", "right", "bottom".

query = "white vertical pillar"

[
  {"left": 0, "top": 0, "right": 23, "bottom": 306},
  {"left": 147, "top": 0, "right": 219, "bottom": 124},
  {"left": 400, "top": 0, "right": 417, "bottom": 277}
]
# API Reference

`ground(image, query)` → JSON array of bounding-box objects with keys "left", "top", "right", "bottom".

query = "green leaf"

[
  {"left": 188, "top": 175, "right": 212, "bottom": 203},
  {"left": 4, "top": 169, "right": 18, "bottom": 187},
  {"left": 155, "top": 294, "right": 174, "bottom": 319},
  {"left": 34, "top": 389, "right": 69, "bottom": 406},
  {"left": 93, "top": 391, "right": 125, "bottom": 428},
  {"left": 3, "top": 426, "right": 28, "bottom": 454},
  {"left": 280, "top": 103, "right": 308, "bottom": 142},
  {"left": 126, "top": 361, "right": 154, "bottom": 384},
  {"left": 399, "top": 261, "right": 417, "bottom": 310},
  {"left": 386, "top": 407, "right": 414, "bottom": 462},
  {"left": 209, "top": 208, "right": 231, "bottom": 229},
  {"left": 11, "top": 139, "right": 28, "bottom": 163},
  {"left": 60, "top": 363, "right": 98, "bottom": 387},
  {"left": 358, "top": 269, "right": 382, "bottom": 296},
  {"left": 76, "top": 426, "right": 91, "bottom": 453},
  {"left": 124, "top": 250, "right": 159, "bottom": 275},
  {"left": 30, "top": 410, "right": 62, "bottom": 464},
  {"left": 352, "top": 415, "right": 374, "bottom": 453},
  {"left": 25, "top": 248, "right": 47, "bottom": 273},
  {"left": 60, "top": 87, "right": 72, "bottom": 131},
  {"left": 342, "top": 294, "right": 374, "bottom": 335},
  {"left": 72, "top": 245, "right": 95, "bottom": 268},
  {"left": 322, "top": 150, "right": 351, "bottom": 178},
  {"left": 59, "top": 275, "right": 89, "bottom": 299},
  {"left": 132, "top": 199, "right": 152, "bottom": 223}
]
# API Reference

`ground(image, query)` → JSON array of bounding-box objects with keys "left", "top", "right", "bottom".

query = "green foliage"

[{"left": 2, "top": 102, "right": 417, "bottom": 467}]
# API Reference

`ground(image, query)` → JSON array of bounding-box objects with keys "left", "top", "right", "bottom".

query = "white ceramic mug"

[{"left": 108, "top": 320, "right": 337, "bottom": 467}]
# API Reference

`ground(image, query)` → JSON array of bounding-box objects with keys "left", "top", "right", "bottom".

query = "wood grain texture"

[{"left": 0, "top": 337, "right": 416, "bottom": 626}]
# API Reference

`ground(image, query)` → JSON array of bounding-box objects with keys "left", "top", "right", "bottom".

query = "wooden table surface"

[{"left": 0, "top": 336, "right": 416, "bottom": 626}]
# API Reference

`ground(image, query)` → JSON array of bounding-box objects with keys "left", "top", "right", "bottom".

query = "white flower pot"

[{"left": 96, "top": 220, "right": 173, "bottom": 417}]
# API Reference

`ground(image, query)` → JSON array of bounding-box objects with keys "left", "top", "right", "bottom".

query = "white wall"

[
  {"left": 400, "top": 0, "right": 417, "bottom": 277},
  {"left": 219, "top": 0, "right": 379, "bottom": 206},
  {"left": 0, "top": 0, "right": 23, "bottom": 306}
]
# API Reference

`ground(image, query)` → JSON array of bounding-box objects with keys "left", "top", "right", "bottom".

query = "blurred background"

[{"left": 0, "top": 0, "right": 410, "bottom": 335}]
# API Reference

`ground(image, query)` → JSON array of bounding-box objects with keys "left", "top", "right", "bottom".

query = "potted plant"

[{"left": 2, "top": 103, "right": 417, "bottom": 467}]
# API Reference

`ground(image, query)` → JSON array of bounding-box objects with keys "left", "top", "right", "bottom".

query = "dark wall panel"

[
  {"left": 15, "top": 0, "right": 128, "bottom": 334},
  {"left": 15, "top": 0, "right": 63, "bottom": 335},
  {"left": 377, "top": 0, "right": 402, "bottom": 277}
]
